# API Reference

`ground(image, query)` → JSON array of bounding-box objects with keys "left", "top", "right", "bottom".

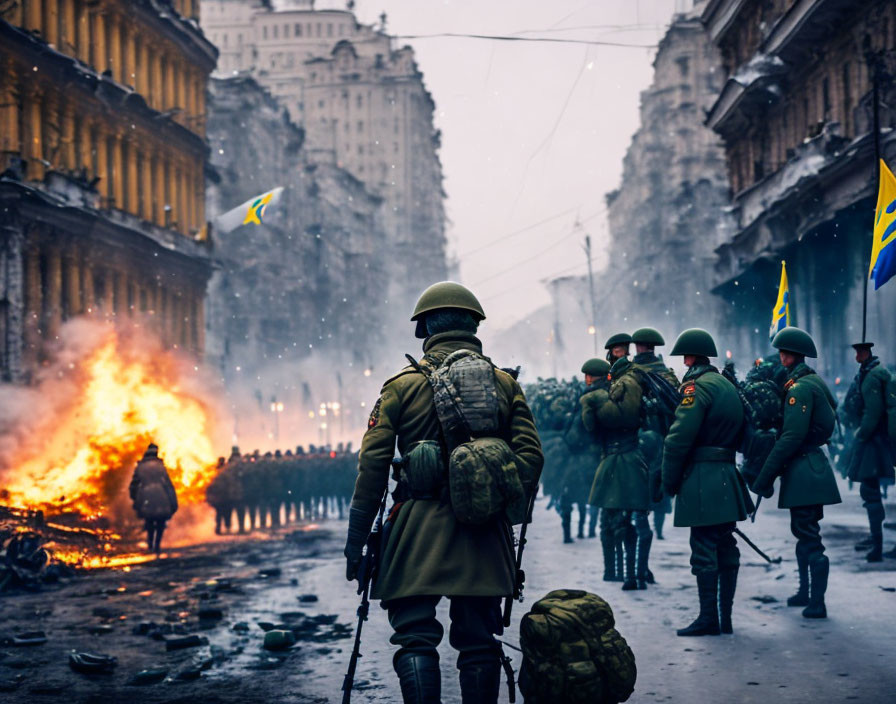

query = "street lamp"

[{"left": 270, "top": 398, "right": 285, "bottom": 444}]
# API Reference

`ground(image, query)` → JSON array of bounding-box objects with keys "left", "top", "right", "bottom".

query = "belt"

[
  {"left": 691, "top": 446, "right": 736, "bottom": 463},
  {"left": 605, "top": 431, "right": 639, "bottom": 455}
]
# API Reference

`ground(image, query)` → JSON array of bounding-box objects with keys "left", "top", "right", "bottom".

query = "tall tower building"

[{"left": 201, "top": 0, "right": 447, "bottom": 305}]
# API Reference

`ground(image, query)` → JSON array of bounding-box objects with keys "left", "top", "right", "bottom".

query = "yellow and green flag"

[
  {"left": 769, "top": 260, "right": 790, "bottom": 342},
  {"left": 870, "top": 159, "right": 896, "bottom": 290},
  {"left": 215, "top": 187, "right": 285, "bottom": 234}
]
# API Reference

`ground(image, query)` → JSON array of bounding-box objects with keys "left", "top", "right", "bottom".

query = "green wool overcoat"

[
  {"left": 661, "top": 365, "right": 753, "bottom": 527},
  {"left": 753, "top": 363, "right": 842, "bottom": 509},
  {"left": 350, "top": 331, "right": 544, "bottom": 602},
  {"left": 846, "top": 358, "right": 895, "bottom": 482},
  {"left": 581, "top": 358, "right": 649, "bottom": 511}
]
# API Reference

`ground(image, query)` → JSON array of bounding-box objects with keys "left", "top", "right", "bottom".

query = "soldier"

[
  {"left": 752, "top": 327, "right": 841, "bottom": 619},
  {"left": 605, "top": 332, "right": 632, "bottom": 364},
  {"left": 581, "top": 347, "right": 649, "bottom": 590},
  {"left": 206, "top": 457, "right": 234, "bottom": 534},
  {"left": 630, "top": 327, "right": 680, "bottom": 578},
  {"left": 662, "top": 329, "right": 754, "bottom": 636},
  {"left": 844, "top": 341, "right": 894, "bottom": 561},
  {"left": 579, "top": 358, "right": 618, "bottom": 576},
  {"left": 129, "top": 443, "right": 179, "bottom": 555},
  {"left": 344, "top": 282, "right": 543, "bottom": 703}
]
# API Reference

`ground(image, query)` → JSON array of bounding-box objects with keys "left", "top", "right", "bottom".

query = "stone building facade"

[
  {"left": 602, "top": 4, "right": 733, "bottom": 334},
  {"left": 200, "top": 0, "right": 447, "bottom": 307},
  {"left": 702, "top": 0, "right": 896, "bottom": 375},
  {"left": 0, "top": 0, "right": 217, "bottom": 382},
  {"left": 205, "top": 75, "right": 389, "bottom": 380}
]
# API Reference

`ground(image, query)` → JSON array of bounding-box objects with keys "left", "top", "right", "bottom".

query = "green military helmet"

[
  {"left": 581, "top": 358, "right": 611, "bottom": 376},
  {"left": 670, "top": 328, "right": 718, "bottom": 357},
  {"left": 771, "top": 326, "right": 817, "bottom": 358},
  {"left": 631, "top": 327, "right": 665, "bottom": 346},
  {"left": 411, "top": 281, "right": 486, "bottom": 338},
  {"left": 604, "top": 332, "right": 633, "bottom": 350}
]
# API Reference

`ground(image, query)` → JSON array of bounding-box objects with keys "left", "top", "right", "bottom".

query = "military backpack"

[
  {"left": 413, "top": 350, "right": 527, "bottom": 525},
  {"left": 634, "top": 370, "right": 680, "bottom": 435},
  {"left": 518, "top": 589, "right": 636, "bottom": 704}
]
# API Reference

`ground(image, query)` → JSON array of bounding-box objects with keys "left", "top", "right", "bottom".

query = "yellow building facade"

[{"left": 0, "top": 0, "right": 217, "bottom": 381}]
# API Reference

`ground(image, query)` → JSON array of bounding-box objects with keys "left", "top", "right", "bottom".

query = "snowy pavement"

[{"left": 297, "top": 477, "right": 896, "bottom": 703}]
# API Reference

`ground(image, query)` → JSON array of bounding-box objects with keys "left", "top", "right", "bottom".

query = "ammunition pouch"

[{"left": 399, "top": 440, "right": 446, "bottom": 500}]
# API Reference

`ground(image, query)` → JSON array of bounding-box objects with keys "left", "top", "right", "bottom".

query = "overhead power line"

[
  {"left": 458, "top": 207, "right": 578, "bottom": 259},
  {"left": 396, "top": 33, "right": 658, "bottom": 49}
]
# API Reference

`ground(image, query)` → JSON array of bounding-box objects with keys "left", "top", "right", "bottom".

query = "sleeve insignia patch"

[
  {"left": 681, "top": 395, "right": 695, "bottom": 407},
  {"left": 788, "top": 396, "right": 796, "bottom": 405},
  {"left": 784, "top": 379, "right": 795, "bottom": 391},
  {"left": 367, "top": 397, "right": 383, "bottom": 429},
  {"left": 682, "top": 383, "right": 696, "bottom": 396}
]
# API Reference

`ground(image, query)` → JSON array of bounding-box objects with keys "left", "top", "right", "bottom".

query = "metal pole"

[
  {"left": 585, "top": 234, "right": 597, "bottom": 354},
  {"left": 864, "top": 44, "right": 883, "bottom": 343}
]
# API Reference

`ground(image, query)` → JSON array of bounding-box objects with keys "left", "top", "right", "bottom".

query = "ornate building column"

[
  {"left": 61, "top": 101, "right": 76, "bottom": 170},
  {"left": 2, "top": 222, "right": 26, "bottom": 382},
  {"left": 115, "top": 270, "right": 129, "bottom": 318},
  {"left": 64, "top": 248, "right": 81, "bottom": 318},
  {"left": 0, "top": 62, "right": 20, "bottom": 154},
  {"left": 46, "top": 247, "right": 62, "bottom": 339},
  {"left": 42, "top": 0, "right": 59, "bottom": 47},
  {"left": 24, "top": 243, "right": 42, "bottom": 363},
  {"left": 127, "top": 136, "right": 139, "bottom": 217},
  {"left": 111, "top": 133, "right": 123, "bottom": 208},
  {"left": 95, "top": 129, "right": 109, "bottom": 200},
  {"left": 81, "top": 258, "right": 95, "bottom": 314},
  {"left": 109, "top": 14, "right": 122, "bottom": 83}
]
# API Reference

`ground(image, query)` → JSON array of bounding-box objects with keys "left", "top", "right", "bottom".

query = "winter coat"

[
  {"left": 753, "top": 363, "right": 842, "bottom": 509},
  {"left": 845, "top": 358, "right": 895, "bottom": 482},
  {"left": 351, "top": 331, "right": 543, "bottom": 602},
  {"left": 662, "top": 365, "right": 753, "bottom": 527},
  {"left": 581, "top": 358, "right": 649, "bottom": 511},
  {"left": 130, "top": 457, "right": 178, "bottom": 521}
]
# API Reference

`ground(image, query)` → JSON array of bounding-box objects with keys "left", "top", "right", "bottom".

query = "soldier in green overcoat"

[
  {"left": 344, "top": 282, "right": 543, "bottom": 704},
  {"left": 662, "top": 329, "right": 753, "bottom": 636},
  {"left": 631, "top": 327, "right": 680, "bottom": 583},
  {"left": 752, "top": 327, "right": 841, "bottom": 619},
  {"left": 581, "top": 350, "right": 649, "bottom": 591},
  {"left": 844, "top": 341, "right": 894, "bottom": 561}
]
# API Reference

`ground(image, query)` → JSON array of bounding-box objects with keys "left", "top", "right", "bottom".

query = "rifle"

[
  {"left": 503, "top": 490, "right": 538, "bottom": 628},
  {"left": 733, "top": 527, "right": 782, "bottom": 564},
  {"left": 342, "top": 485, "right": 389, "bottom": 704}
]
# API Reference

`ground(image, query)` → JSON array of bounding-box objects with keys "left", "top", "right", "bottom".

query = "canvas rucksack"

[
  {"left": 414, "top": 350, "right": 526, "bottom": 525},
  {"left": 518, "top": 589, "right": 636, "bottom": 704}
]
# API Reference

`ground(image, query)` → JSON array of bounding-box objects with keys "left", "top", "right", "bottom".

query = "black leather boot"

[
  {"left": 577, "top": 510, "right": 586, "bottom": 540},
  {"left": 562, "top": 511, "right": 573, "bottom": 544},
  {"left": 458, "top": 658, "right": 500, "bottom": 704},
  {"left": 614, "top": 539, "right": 625, "bottom": 582},
  {"left": 866, "top": 504, "right": 885, "bottom": 562},
  {"left": 636, "top": 533, "right": 653, "bottom": 589},
  {"left": 802, "top": 555, "right": 828, "bottom": 619},
  {"left": 621, "top": 530, "right": 638, "bottom": 591},
  {"left": 677, "top": 571, "right": 720, "bottom": 636},
  {"left": 601, "top": 535, "right": 617, "bottom": 581},
  {"left": 718, "top": 567, "right": 738, "bottom": 634},
  {"left": 787, "top": 555, "right": 809, "bottom": 607},
  {"left": 395, "top": 652, "right": 442, "bottom": 704}
]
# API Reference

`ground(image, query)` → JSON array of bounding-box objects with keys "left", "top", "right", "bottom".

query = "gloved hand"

[
  {"left": 345, "top": 551, "right": 362, "bottom": 582},
  {"left": 751, "top": 480, "right": 774, "bottom": 499},
  {"left": 344, "top": 504, "right": 377, "bottom": 582}
]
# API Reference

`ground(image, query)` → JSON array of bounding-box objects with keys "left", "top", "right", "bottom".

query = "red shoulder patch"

[
  {"left": 784, "top": 379, "right": 795, "bottom": 391},
  {"left": 682, "top": 383, "right": 696, "bottom": 396},
  {"left": 367, "top": 397, "right": 383, "bottom": 429}
]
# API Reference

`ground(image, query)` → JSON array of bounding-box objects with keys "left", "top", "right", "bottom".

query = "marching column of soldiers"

[{"left": 205, "top": 443, "right": 357, "bottom": 533}]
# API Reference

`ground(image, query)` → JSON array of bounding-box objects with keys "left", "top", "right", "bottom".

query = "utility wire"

[
  {"left": 458, "top": 206, "right": 578, "bottom": 259},
  {"left": 479, "top": 256, "right": 601, "bottom": 303},
  {"left": 396, "top": 32, "right": 657, "bottom": 49}
]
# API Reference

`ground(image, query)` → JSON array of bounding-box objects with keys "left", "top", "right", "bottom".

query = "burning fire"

[{"left": 1, "top": 324, "right": 220, "bottom": 520}]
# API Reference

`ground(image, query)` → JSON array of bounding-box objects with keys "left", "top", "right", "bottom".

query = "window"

[
  {"left": 357, "top": 120, "right": 363, "bottom": 132},
  {"left": 316, "top": 23, "right": 321, "bottom": 37},
  {"left": 295, "top": 23, "right": 302, "bottom": 36},
  {"left": 319, "top": 100, "right": 325, "bottom": 108},
  {"left": 263, "top": 26, "right": 268, "bottom": 39},
  {"left": 273, "top": 25, "right": 278, "bottom": 39},
  {"left": 284, "top": 24, "right": 290, "bottom": 38},
  {"left": 223, "top": 33, "right": 228, "bottom": 48},
  {"left": 238, "top": 33, "right": 243, "bottom": 47},
  {"left": 358, "top": 145, "right": 363, "bottom": 155},
  {"left": 327, "top": 23, "right": 333, "bottom": 37},
  {"left": 356, "top": 94, "right": 362, "bottom": 109}
]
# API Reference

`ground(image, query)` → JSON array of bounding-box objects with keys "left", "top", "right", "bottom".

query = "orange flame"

[{"left": 2, "top": 327, "right": 219, "bottom": 519}]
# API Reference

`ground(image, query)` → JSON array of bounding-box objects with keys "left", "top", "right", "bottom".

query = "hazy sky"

[{"left": 324, "top": 0, "right": 681, "bottom": 326}]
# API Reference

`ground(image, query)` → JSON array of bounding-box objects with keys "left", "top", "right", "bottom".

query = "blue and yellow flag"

[
  {"left": 215, "top": 187, "right": 285, "bottom": 234},
  {"left": 769, "top": 260, "right": 790, "bottom": 341},
  {"left": 870, "top": 159, "right": 896, "bottom": 290}
]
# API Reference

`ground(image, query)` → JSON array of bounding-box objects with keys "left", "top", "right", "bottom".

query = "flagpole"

[{"left": 863, "top": 43, "right": 883, "bottom": 344}]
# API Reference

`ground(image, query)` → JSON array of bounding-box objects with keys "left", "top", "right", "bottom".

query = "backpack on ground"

[
  {"left": 414, "top": 350, "right": 527, "bottom": 525},
  {"left": 518, "top": 589, "right": 636, "bottom": 704}
]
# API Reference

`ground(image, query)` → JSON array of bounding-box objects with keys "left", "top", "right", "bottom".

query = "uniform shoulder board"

[
  {"left": 382, "top": 365, "right": 418, "bottom": 387},
  {"left": 784, "top": 378, "right": 796, "bottom": 392}
]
